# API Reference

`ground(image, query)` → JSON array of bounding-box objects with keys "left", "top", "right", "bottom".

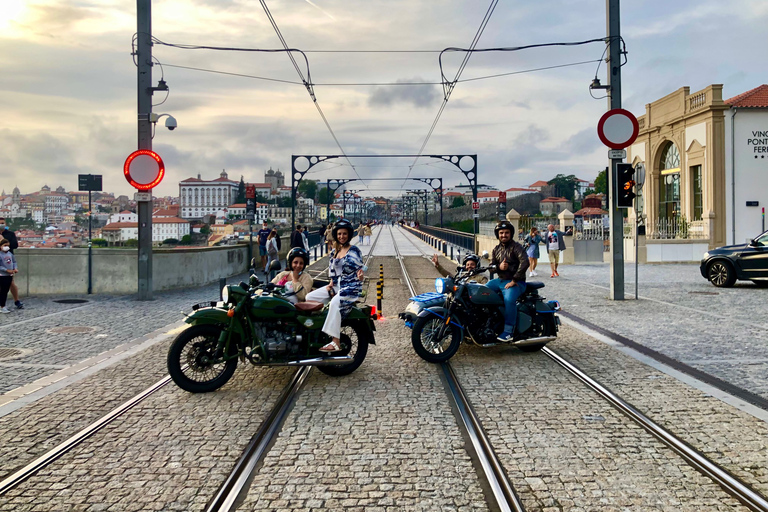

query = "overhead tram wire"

[
  {"left": 162, "top": 59, "right": 599, "bottom": 87},
  {"left": 258, "top": 0, "right": 370, "bottom": 194},
  {"left": 399, "top": 0, "right": 499, "bottom": 194}
]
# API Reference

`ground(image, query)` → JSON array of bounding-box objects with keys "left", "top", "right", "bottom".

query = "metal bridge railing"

[{"left": 416, "top": 225, "right": 475, "bottom": 252}]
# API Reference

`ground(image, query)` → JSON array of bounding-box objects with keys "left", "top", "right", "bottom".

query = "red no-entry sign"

[
  {"left": 597, "top": 109, "right": 639, "bottom": 150},
  {"left": 124, "top": 150, "right": 165, "bottom": 191}
]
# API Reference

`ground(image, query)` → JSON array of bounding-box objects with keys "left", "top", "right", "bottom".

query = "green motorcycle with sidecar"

[{"left": 167, "top": 271, "right": 376, "bottom": 393}]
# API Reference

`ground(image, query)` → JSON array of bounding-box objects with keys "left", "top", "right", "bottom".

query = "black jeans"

[{"left": 0, "top": 276, "right": 12, "bottom": 308}]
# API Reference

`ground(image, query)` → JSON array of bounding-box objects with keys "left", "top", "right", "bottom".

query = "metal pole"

[
  {"left": 248, "top": 220, "right": 253, "bottom": 267},
  {"left": 137, "top": 0, "right": 153, "bottom": 300},
  {"left": 439, "top": 179, "right": 443, "bottom": 228},
  {"left": 635, "top": 213, "right": 639, "bottom": 300},
  {"left": 607, "top": 0, "right": 624, "bottom": 300},
  {"left": 88, "top": 188, "right": 92, "bottom": 294}
]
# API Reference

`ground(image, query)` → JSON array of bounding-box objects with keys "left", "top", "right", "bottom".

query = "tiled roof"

[
  {"left": 540, "top": 197, "right": 570, "bottom": 203},
  {"left": 725, "top": 84, "right": 768, "bottom": 108},
  {"left": 573, "top": 207, "right": 607, "bottom": 216},
  {"left": 180, "top": 177, "right": 203, "bottom": 183},
  {"left": 229, "top": 203, "right": 247, "bottom": 208},
  {"left": 529, "top": 180, "right": 549, "bottom": 187},
  {"left": 505, "top": 187, "right": 537, "bottom": 192},
  {"left": 103, "top": 222, "right": 138, "bottom": 230},
  {"left": 478, "top": 191, "right": 500, "bottom": 198},
  {"left": 444, "top": 191, "right": 463, "bottom": 196}
]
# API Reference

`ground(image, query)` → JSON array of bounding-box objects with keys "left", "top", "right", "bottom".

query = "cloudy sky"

[{"left": 2, "top": 0, "right": 767, "bottom": 199}]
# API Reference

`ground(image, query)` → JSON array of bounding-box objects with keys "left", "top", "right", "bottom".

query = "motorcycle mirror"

[
  {"left": 456, "top": 266, "right": 464, "bottom": 272},
  {"left": 481, "top": 250, "right": 489, "bottom": 259},
  {"left": 250, "top": 258, "right": 257, "bottom": 268},
  {"left": 239, "top": 282, "right": 249, "bottom": 291},
  {"left": 249, "top": 274, "right": 261, "bottom": 286}
]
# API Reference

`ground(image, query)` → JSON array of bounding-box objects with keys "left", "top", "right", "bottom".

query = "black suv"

[{"left": 700, "top": 229, "right": 768, "bottom": 287}]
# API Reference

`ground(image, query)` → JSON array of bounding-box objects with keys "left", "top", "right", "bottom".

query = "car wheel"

[{"left": 708, "top": 260, "right": 736, "bottom": 288}]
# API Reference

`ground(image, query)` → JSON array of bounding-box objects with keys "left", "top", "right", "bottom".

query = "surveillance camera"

[{"left": 165, "top": 115, "right": 177, "bottom": 131}]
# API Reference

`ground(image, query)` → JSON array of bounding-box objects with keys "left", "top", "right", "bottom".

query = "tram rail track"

[
  {"left": 204, "top": 225, "right": 385, "bottom": 512},
  {"left": 0, "top": 229, "right": 386, "bottom": 500},
  {"left": 391, "top": 225, "right": 525, "bottom": 512},
  {"left": 399, "top": 224, "right": 768, "bottom": 512}
]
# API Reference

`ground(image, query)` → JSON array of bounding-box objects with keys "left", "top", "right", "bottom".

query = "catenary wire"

[{"left": 398, "top": 0, "right": 499, "bottom": 194}]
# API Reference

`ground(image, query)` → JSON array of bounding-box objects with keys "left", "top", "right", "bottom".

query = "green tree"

[
  {"left": 298, "top": 179, "right": 317, "bottom": 200},
  {"left": 163, "top": 238, "right": 179, "bottom": 245},
  {"left": 236, "top": 176, "right": 246, "bottom": 203},
  {"left": 124, "top": 239, "right": 139, "bottom": 247},
  {"left": 317, "top": 187, "right": 333, "bottom": 205},
  {"left": 547, "top": 174, "right": 579, "bottom": 201},
  {"left": 593, "top": 168, "right": 608, "bottom": 195},
  {"left": 450, "top": 196, "right": 466, "bottom": 209},
  {"left": 200, "top": 224, "right": 210, "bottom": 234},
  {"left": 180, "top": 234, "right": 192, "bottom": 245},
  {"left": 91, "top": 238, "right": 108, "bottom": 247}
]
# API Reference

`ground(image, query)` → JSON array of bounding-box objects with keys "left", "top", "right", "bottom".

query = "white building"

[
  {"left": 724, "top": 84, "right": 768, "bottom": 245},
  {"left": 102, "top": 216, "right": 191, "bottom": 245},
  {"left": 108, "top": 210, "right": 138, "bottom": 224},
  {"left": 179, "top": 170, "right": 238, "bottom": 220}
]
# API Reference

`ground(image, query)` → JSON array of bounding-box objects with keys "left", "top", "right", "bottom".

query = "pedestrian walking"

[
  {"left": 0, "top": 218, "right": 22, "bottom": 309},
  {"left": 266, "top": 229, "right": 280, "bottom": 280},
  {"left": 545, "top": 224, "right": 566, "bottom": 277},
  {"left": 291, "top": 225, "right": 304, "bottom": 249},
  {"left": 357, "top": 222, "right": 365, "bottom": 245},
  {"left": 256, "top": 221, "right": 271, "bottom": 273},
  {"left": 301, "top": 227, "right": 310, "bottom": 252},
  {"left": 0, "top": 238, "right": 18, "bottom": 314},
  {"left": 363, "top": 223, "right": 372, "bottom": 245},
  {"left": 324, "top": 223, "right": 334, "bottom": 254},
  {"left": 524, "top": 227, "right": 543, "bottom": 277}
]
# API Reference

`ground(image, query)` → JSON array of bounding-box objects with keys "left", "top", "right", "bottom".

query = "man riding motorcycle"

[{"left": 487, "top": 220, "right": 529, "bottom": 342}]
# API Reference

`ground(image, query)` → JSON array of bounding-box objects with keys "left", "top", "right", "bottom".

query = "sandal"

[{"left": 319, "top": 340, "right": 342, "bottom": 353}]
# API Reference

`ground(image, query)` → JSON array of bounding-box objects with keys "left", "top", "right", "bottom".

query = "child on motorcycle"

[
  {"left": 305, "top": 219, "right": 366, "bottom": 352},
  {"left": 271, "top": 248, "right": 314, "bottom": 304}
]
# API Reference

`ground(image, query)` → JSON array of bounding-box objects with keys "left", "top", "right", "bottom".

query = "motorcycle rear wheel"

[
  {"left": 317, "top": 321, "right": 370, "bottom": 377},
  {"left": 412, "top": 315, "right": 462, "bottom": 363},
  {"left": 167, "top": 325, "right": 238, "bottom": 393}
]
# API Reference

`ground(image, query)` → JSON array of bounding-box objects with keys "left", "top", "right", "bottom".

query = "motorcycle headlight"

[
  {"left": 435, "top": 278, "right": 448, "bottom": 294},
  {"left": 221, "top": 285, "right": 229, "bottom": 304}
]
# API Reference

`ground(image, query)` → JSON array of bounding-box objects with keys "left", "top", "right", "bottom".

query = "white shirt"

[{"left": 547, "top": 231, "right": 559, "bottom": 251}]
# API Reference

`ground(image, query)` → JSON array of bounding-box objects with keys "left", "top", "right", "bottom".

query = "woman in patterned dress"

[{"left": 304, "top": 219, "right": 366, "bottom": 352}]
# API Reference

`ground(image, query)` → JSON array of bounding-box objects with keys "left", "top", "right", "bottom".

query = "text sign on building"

[
  {"left": 498, "top": 192, "right": 507, "bottom": 203},
  {"left": 124, "top": 150, "right": 165, "bottom": 191},
  {"left": 472, "top": 201, "right": 480, "bottom": 210},
  {"left": 78, "top": 174, "right": 103, "bottom": 192},
  {"left": 597, "top": 109, "right": 639, "bottom": 150},
  {"left": 245, "top": 185, "right": 256, "bottom": 199}
]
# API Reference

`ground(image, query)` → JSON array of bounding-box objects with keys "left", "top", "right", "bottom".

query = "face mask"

[
  {"left": 0, "top": 225, "right": 6, "bottom": 230},
  {"left": 1, "top": 247, "right": 9, "bottom": 252}
]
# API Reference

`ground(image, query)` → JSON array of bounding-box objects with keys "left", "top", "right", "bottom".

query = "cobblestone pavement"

[
  {"left": 535, "top": 262, "right": 768, "bottom": 399},
  {"left": 0, "top": 275, "right": 251, "bottom": 394},
  {"left": 400, "top": 252, "right": 746, "bottom": 511},
  {"left": 236, "top": 231, "right": 489, "bottom": 511},
  {"left": 0, "top": 228, "right": 766, "bottom": 510}
]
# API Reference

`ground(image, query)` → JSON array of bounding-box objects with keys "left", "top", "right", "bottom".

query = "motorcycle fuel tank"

[
  {"left": 250, "top": 296, "right": 296, "bottom": 319},
  {"left": 467, "top": 283, "right": 504, "bottom": 305}
]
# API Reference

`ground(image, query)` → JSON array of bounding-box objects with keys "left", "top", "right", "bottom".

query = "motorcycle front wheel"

[
  {"left": 411, "top": 315, "right": 462, "bottom": 363},
  {"left": 318, "top": 320, "right": 370, "bottom": 377},
  {"left": 167, "top": 325, "right": 238, "bottom": 393}
]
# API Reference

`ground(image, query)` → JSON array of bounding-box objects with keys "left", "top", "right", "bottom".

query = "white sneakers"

[
  {"left": 529, "top": 270, "right": 538, "bottom": 277},
  {"left": 0, "top": 307, "right": 10, "bottom": 314}
]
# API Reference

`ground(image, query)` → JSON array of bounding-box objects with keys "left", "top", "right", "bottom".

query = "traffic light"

[{"left": 615, "top": 163, "right": 636, "bottom": 209}]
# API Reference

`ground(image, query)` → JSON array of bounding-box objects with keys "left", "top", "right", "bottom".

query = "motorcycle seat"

[
  {"left": 295, "top": 301, "right": 324, "bottom": 313},
  {"left": 525, "top": 281, "right": 545, "bottom": 290}
]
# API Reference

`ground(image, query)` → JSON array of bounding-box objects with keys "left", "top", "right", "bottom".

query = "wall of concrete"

[{"left": 13, "top": 245, "right": 250, "bottom": 296}]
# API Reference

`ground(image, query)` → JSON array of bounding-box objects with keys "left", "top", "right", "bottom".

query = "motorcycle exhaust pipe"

[
  {"left": 513, "top": 336, "right": 557, "bottom": 347},
  {"left": 259, "top": 356, "right": 355, "bottom": 367}
]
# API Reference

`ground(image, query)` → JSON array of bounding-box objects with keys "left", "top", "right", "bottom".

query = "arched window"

[{"left": 659, "top": 143, "right": 680, "bottom": 219}]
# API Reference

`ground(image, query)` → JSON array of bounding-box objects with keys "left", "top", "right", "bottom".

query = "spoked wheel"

[
  {"left": 708, "top": 261, "right": 736, "bottom": 288},
  {"left": 167, "top": 325, "right": 238, "bottom": 393},
  {"left": 411, "top": 315, "right": 462, "bottom": 363},
  {"left": 318, "top": 321, "right": 370, "bottom": 377}
]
